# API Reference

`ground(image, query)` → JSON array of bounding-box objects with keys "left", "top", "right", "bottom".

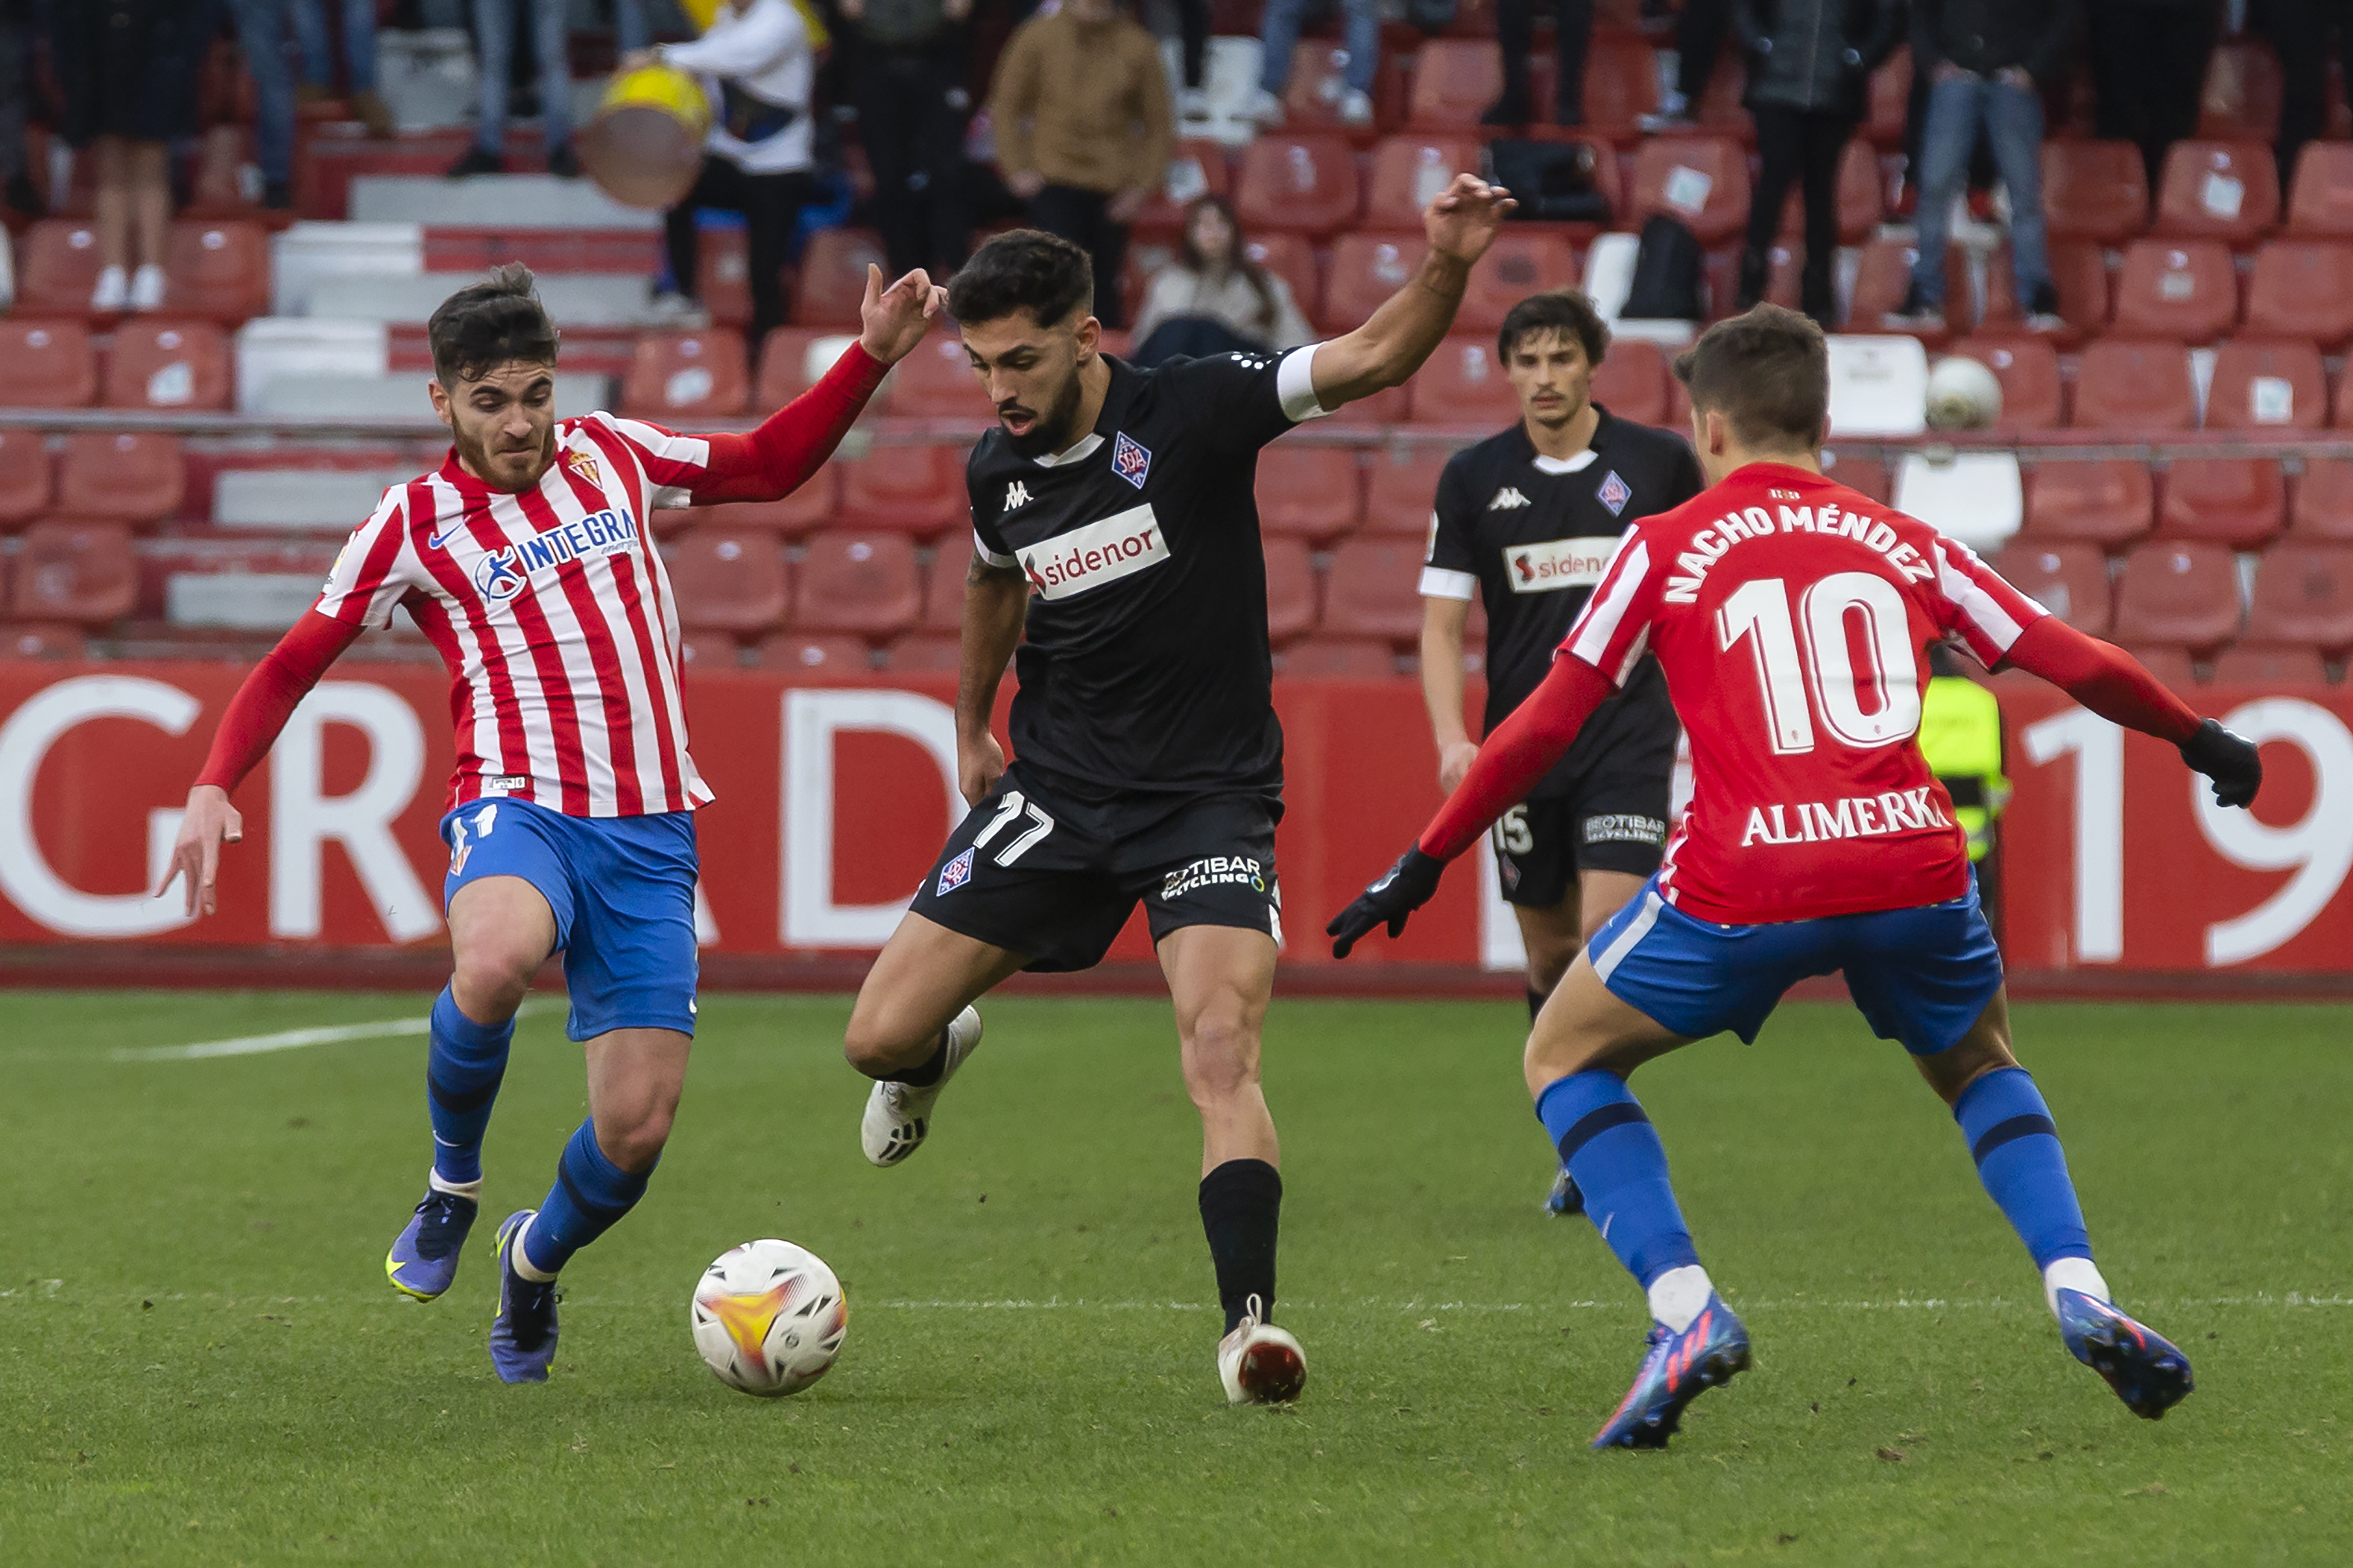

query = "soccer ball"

[
  {"left": 691, "top": 1239, "right": 849, "bottom": 1397},
  {"left": 1925, "top": 355, "right": 2004, "bottom": 431}
]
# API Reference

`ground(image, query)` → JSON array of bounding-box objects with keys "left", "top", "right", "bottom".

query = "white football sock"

[
  {"left": 510, "top": 1217, "right": 558, "bottom": 1282},
  {"left": 1648, "top": 1264, "right": 1714, "bottom": 1333},
  {"left": 2043, "top": 1257, "right": 2109, "bottom": 1318},
  {"left": 427, "top": 1170, "right": 482, "bottom": 1201}
]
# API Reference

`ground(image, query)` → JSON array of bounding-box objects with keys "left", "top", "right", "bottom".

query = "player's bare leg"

[
  {"left": 1527, "top": 868, "right": 1648, "bottom": 1214},
  {"left": 1158, "top": 924, "right": 1302, "bottom": 1404},
  {"left": 1915, "top": 987, "right": 2194, "bottom": 1418},
  {"left": 843, "top": 912, "right": 1028, "bottom": 1166}
]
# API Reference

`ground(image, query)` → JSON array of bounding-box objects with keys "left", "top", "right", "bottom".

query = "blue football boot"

[
  {"left": 489, "top": 1210, "right": 560, "bottom": 1384},
  {"left": 2056, "top": 1289, "right": 2193, "bottom": 1419},
  {"left": 1591, "top": 1293, "right": 1751, "bottom": 1450},
  {"left": 1545, "top": 1168, "right": 1584, "bottom": 1217},
  {"left": 385, "top": 1188, "right": 479, "bottom": 1301}
]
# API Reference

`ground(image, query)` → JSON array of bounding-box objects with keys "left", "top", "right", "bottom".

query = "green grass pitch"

[{"left": 4, "top": 989, "right": 2349, "bottom": 1565}]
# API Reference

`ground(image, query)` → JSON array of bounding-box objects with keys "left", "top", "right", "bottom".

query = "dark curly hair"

[
  {"left": 1497, "top": 288, "right": 1610, "bottom": 368},
  {"left": 947, "top": 229, "right": 1095, "bottom": 328},
  {"left": 428, "top": 262, "right": 561, "bottom": 384}
]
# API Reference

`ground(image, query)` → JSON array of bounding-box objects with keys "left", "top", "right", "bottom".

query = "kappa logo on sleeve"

[{"left": 1112, "top": 432, "right": 1152, "bottom": 489}]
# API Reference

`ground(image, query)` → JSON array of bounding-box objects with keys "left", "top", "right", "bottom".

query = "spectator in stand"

[
  {"left": 235, "top": 0, "right": 395, "bottom": 212},
  {"left": 1887, "top": 0, "right": 2076, "bottom": 333},
  {"left": 50, "top": 0, "right": 209, "bottom": 312},
  {"left": 2088, "top": 0, "right": 2214, "bottom": 189},
  {"left": 294, "top": 1, "right": 396, "bottom": 135},
  {"left": 635, "top": 0, "right": 816, "bottom": 346},
  {"left": 843, "top": 0, "right": 973, "bottom": 283},
  {"left": 1246, "top": 0, "right": 1378, "bottom": 126},
  {"left": 0, "top": 0, "right": 38, "bottom": 218},
  {"left": 1129, "top": 195, "right": 1314, "bottom": 364},
  {"left": 987, "top": 0, "right": 1173, "bottom": 329},
  {"left": 449, "top": 0, "right": 580, "bottom": 176},
  {"left": 1173, "top": 0, "right": 1211, "bottom": 126},
  {"left": 2267, "top": 0, "right": 2335, "bottom": 187},
  {"left": 1642, "top": 0, "right": 1732, "bottom": 131},
  {"left": 1733, "top": 0, "right": 1903, "bottom": 326},
  {"left": 1482, "top": 0, "right": 1590, "bottom": 126}
]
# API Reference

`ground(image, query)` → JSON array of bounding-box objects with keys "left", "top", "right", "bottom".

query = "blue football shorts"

[
  {"left": 1583, "top": 871, "right": 2004, "bottom": 1057},
  {"left": 440, "top": 797, "right": 700, "bottom": 1042}
]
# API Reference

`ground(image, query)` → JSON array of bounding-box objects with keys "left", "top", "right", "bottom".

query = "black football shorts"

[
  {"left": 1491, "top": 769, "right": 1671, "bottom": 908},
  {"left": 908, "top": 762, "right": 1283, "bottom": 973}
]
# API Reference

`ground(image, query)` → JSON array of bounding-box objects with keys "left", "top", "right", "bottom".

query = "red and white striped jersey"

[
  {"left": 314, "top": 413, "right": 728, "bottom": 817},
  {"left": 1561, "top": 460, "right": 2048, "bottom": 923}
]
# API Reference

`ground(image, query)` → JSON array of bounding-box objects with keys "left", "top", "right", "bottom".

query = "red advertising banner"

[{"left": 2, "top": 663, "right": 2346, "bottom": 985}]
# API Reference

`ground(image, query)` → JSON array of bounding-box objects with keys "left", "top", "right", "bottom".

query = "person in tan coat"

[{"left": 987, "top": 0, "right": 1174, "bottom": 328}]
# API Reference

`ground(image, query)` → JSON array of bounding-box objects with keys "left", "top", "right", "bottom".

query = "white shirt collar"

[
  {"left": 1531, "top": 449, "right": 1599, "bottom": 475},
  {"left": 1033, "top": 432, "right": 1105, "bottom": 468}
]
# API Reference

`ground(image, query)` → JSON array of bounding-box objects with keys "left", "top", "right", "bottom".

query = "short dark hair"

[
  {"left": 1497, "top": 288, "right": 1609, "bottom": 367},
  {"left": 1671, "top": 304, "right": 1827, "bottom": 449},
  {"left": 947, "top": 230, "right": 1093, "bottom": 328},
  {"left": 428, "top": 263, "right": 560, "bottom": 384}
]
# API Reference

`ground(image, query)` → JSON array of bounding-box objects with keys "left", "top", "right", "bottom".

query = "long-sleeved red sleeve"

[
  {"left": 1417, "top": 654, "right": 1617, "bottom": 862},
  {"left": 193, "top": 610, "right": 361, "bottom": 794},
  {"left": 2000, "top": 617, "right": 2201, "bottom": 744},
  {"left": 689, "top": 340, "right": 893, "bottom": 504}
]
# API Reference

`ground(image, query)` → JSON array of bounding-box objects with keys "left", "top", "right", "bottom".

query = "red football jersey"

[{"left": 1561, "top": 460, "right": 2048, "bottom": 923}]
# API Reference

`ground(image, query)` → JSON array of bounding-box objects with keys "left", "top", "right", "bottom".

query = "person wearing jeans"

[
  {"left": 1889, "top": 0, "right": 2078, "bottom": 332},
  {"left": 1245, "top": 0, "right": 1379, "bottom": 126},
  {"left": 296, "top": 0, "right": 391, "bottom": 132},
  {"left": 236, "top": 0, "right": 392, "bottom": 209},
  {"left": 451, "top": 0, "right": 577, "bottom": 176}
]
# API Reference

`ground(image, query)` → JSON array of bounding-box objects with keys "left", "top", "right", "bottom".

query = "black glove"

[
  {"left": 1327, "top": 846, "right": 1446, "bottom": 959},
  {"left": 2180, "top": 717, "right": 2262, "bottom": 809}
]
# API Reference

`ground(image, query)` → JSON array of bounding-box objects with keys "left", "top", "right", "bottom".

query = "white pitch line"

[{"left": 112, "top": 1002, "right": 555, "bottom": 1062}]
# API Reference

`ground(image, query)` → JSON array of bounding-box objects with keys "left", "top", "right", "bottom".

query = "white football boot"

[
  {"left": 860, "top": 1006, "right": 982, "bottom": 1166},
  {"left": 1217, "top": 1293, "right": 1307, "bottom": 1405}
]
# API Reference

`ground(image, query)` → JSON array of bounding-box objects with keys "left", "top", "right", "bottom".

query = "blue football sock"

[
  {"left": 521, "top": 1120, "right": 652, "bottom": 1278},
  {"left": 1537, "top": 1071, "right": 1701, "bottom": 1287},
  {"left": 1952, "top": 1066, "right": 2093, "bottom": 1270},
  {"left": 427, "top": 985, "right": 515, "bottom": 1186}
]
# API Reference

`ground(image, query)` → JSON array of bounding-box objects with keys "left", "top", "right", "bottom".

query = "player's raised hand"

[
  {"left": 2180, "top": 718, "right": 2263, "bottom": 808},
  {"left": 1424, "top": 173, "right": 1516, "bottom": 267},
  {"left": 858, "top": 264, "right": 950, "bottom": 365},
  {"left": 158, "top": 784, "right": 241, "bottom": 918},
  {"left": 1327, "top": 846, "right": 1446, "bottom": 959}
]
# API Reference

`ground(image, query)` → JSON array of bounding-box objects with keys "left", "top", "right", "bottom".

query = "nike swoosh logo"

[{"left": 426, "top": 522, "right": 471, "bottom": 551}]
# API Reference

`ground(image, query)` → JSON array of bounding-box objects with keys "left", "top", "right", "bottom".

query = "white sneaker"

[
  {"left": 1338, "top": 89, "right": 1373, "bottom": 126},
  {"left": 1217, "top": 1293, "right": 1306, "bottom": 1405},
  {"left": 90, "top": 264, "right": 127, "bottom": 312},
  {"left": 128, "top": 264, "right": 165, "bottom": 312},
  {"left": 1242, "top": 87, "right": 1286, "bottom": 127},
  {"left": 860, "top": 1006, "right": 981, "bottom": 1167},
  {"left": 646, "top": 289, "right": 710, "bottom": 327},
  {"left": 1178, "top": 86, "right": 1212, "bottom": 124}
]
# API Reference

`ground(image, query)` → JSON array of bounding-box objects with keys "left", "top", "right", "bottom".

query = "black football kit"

[
  {"left": 908, "top": 348, "right": 1329, "bottom": 970},
  {"left": 1420, "top": 406, "right": 1704, "bottom": 906}
]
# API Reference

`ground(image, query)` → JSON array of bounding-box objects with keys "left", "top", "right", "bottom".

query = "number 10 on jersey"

[{"left": 1717, "top": 573, "right": 1923, "bottom": 754}]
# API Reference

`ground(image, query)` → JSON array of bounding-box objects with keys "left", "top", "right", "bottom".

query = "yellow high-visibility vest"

[{"left": 1918, "top": 675, "right": 2009, "bottom": 862}]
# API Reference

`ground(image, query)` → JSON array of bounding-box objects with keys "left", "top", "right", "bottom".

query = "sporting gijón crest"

[{"left": 1112, "top": 431, "right": 1152, "bottom": 489}]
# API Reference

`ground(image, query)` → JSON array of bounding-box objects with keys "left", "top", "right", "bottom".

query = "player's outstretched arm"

[
  {"left": 1328, "top": 653, "right": 1613, "bottom": 957},
  {"left": 158, "top": 609, "right": 361, "bottom": 916},
  {"left": 955, "top": 554, "right": 1030, "bottom": 806},
  {"left": 1306, "top": 174, "right": 1517, "bottom": 411},
  {"left": 689, "top": 264, "right": 948, "bottom": 505},
  {"left": 1999, "top": 617, "right": 2262, "bottom": 806}
]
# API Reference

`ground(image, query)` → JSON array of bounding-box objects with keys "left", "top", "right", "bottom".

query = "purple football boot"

[
  {"left": 2056, "top": 1289, "right": 2193, "bottom": 1419},
  {"left": 489, "top": 1210, "right": 560, "bottom": 1384},
  {"left": 1591, "top": 1293, "right": 1751, "bottom": 1450},
  {"left": 385, "top": 1188, "right": 479, "bottom": 1302}
]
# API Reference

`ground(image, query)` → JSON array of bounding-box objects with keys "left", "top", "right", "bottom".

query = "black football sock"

[
  {"left": 1526, "top": 985, "right": 1547, "bottom": 1024},
  {"left": 1199, "top": 1157, "right": 1282, "bottom": 1333},
  {"left": 879, "top": 1026, "right": 950, "bottom": 1086}
]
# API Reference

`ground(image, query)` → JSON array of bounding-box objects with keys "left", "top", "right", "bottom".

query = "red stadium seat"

[
  {"left": 1846, "top": 238, "right": 1964, "bottom": 336},
  {"left": 2109, "top": 241, "right": 2239, "bottom": 343},
  {"left": 1264, "top": 537, "right": 1320, "bottom": 643},
  {"left": 16, "top": 221, "right": 104, "bottom": 315},
  {"left": 1777, "top": 139, "right": 1885, "bottom": 245},
  {"left": 1257, "top": 446, "right": 1363, "bottom": 542},
  {"left": 2206, "top": 339, "right": 2326, "bottom": 430},
  {"left": 693, "top": 227, "right": 751, "bottom": 328},
  {"left": 2247, "top": 540, "right": 2353, "bottom": 650},
  {"left": 0, "top": 320, "right": 96, "bottom": 407},
  {"left": 2242, "top": 240, "right": 2353, "bottom": 347},
  {"left": 2113, "top": 540, "right": 2244, "bottom": 649},
  {"left": 0, "top": 621, "right": 86, "bottom": 660},
  {"left": 1321, "top": 381, "right": 1413, "bottom": 431},
  {"left": 1407, "top": 39, "right": 1505, "bottom": 130},
  {"left": 792, "top": 227, "right": 888, "bottom": 328},
  {"left": 1863, "top": 48, "right": 1911, "bottom": 146},
  {"left": 2153, "top": 141, "right": 2278, "bottom": 243},
  {"left": 2158, "top": 458, "right": 2286, "bottom": 548},
  {"left": 0, "top": 429, "right": 55, "bottom": 527},
  {"left": 674, "top": 631, "right": 744, "bottom": 671},
  {"left": 1281, "top": 638, "right": 1397, "bottom": 678},
  {"left": 1242, "top": 233, "right": 1321, "bottom": 322},
  {"left": 754, "top": 633, "right": 872, "bottom": 673},
  {"left": 2288, "top": 141, "right": 2353, "bottom": 235},
  {"left": 2210, "top": 642, "right": 2329, "bottom": 683},
  {"left": 58, "top": 431, "right": 185, "bottom": 522},
  {"left": 888, "top": 333, "right": 991, "bottom": 420},
  {"left": 1321, "top": 537, "right": 1429, "bottom": 643},
  {"left": 693, "top": 469, "right": 840, "bottom": 539},
  {"left": 879, "top": 632, "right": 963, "bottom": 671},
  {"left": 9, "top": 520, "right": 136, "bottom": 625},
  {"left": 103, "top": 319, "right": 232, "bottom": 410},
  {"left": 791, "top": 531, "right": 922, "bottom": 638},
  {"left": 622, "top": 329, "right": 750, "bottom": 419},
  {"left": 1992, "top": 542, "right": 2114, "bottom": 638},
  {"left": 918, "top": 552, "right": 965, "bottom": 633},
  {"left": 2023, "top": 460, "right": 2155, "bottom": 546},
  {"left": 1942, "top": 338, "right": 2062, "bottom": 431},
  {"left": 1583, "top": 34, "right": 1663, "bottom": 135},
  {"left": 1135, "top": 139, "right": 1233, "bottom": 233},
  {"left": 1407, "top": 335, "right": 1524, "bottom": 424},
  {"left": 1280, "top": 42, "right": 1377, "bottom": 132},
  {"left": 1234, "top": 135, "right": 1362, "bottom": 236},
  {"left": 1631, "top": 137, "right": 1750, "bottom": 247},
  {"left": 1363, "top": 446, "right": 1451, "bottom": 535},
  {"left": 2121, "top": 643, "right": 2202, "bottom": 688},
  {"left": 1367, "top": 136, "right": 1486, "bottom": 228},
  {"left": 755, "top": 326, "right": 830, "bottom": 406},
  {"left": 1322, "top": 232, "right": 1426, "bottom": 331},
  {"left": 1460, "top": 231, "right": 1578, "bottom": 331},
  {"left": 2042, "top": 140, "right": 2151, "bottom": 244},
  {"left": 1592, "top": 340, "right": 1671, "bottom": 426},
  {"left": 2196, "top": 43, "right": 2283, "bottom": 143},
  {"left": 1822, "top": 450, "right": 1889, "bottom": 502},
  {"left": 666, "top": 529, "right": 788, "bottom": 633},
  {"left": 2072, "top": 340, "right": 2195, "bottom": 430},
  {"left": 836, "top": 446, "right": 966, "bottom": 536},
  {"left": 2291, "top": 457, "right": 2353, "bottom": 537},
  {"left": 164, "top": 221, "right": 270, "bottom": 324}
]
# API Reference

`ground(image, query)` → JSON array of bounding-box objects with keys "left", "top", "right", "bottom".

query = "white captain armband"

[{"left": 1275, "top": 344, "right": 1332, "bottom": 424}]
